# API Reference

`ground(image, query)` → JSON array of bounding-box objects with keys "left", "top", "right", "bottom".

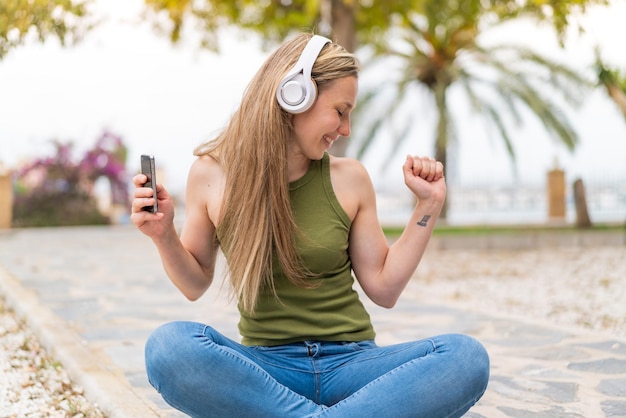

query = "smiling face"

[{"left": 288, "top": 76, "right": 357, "bottom": 162}]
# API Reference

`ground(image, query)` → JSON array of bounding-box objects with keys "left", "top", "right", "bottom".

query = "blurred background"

[{"left": 0, "top": 0, "right": 625, "bottom": 228}]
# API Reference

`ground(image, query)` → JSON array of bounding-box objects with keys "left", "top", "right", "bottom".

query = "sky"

[{"left": 0, "top": 0, "right": 625, "bottom": 198}]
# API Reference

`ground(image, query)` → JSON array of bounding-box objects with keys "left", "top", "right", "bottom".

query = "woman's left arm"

[{"left": 347, "top": 155, "right": 446, "bottom": 308}]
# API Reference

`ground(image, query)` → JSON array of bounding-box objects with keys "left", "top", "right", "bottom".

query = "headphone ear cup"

[
  {"left": 277, "top": 73, "right": 317, "bottom": 114},
  {"left": 276, "top": 35, "right": 331, "bottom": 114},
  {"left": 279, "top": 74, "right": 306, "bottom": 107}
]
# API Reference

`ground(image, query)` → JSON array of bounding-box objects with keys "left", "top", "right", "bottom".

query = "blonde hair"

[{"left": 195, "top": 32, "right": 359, "bottom": 313}]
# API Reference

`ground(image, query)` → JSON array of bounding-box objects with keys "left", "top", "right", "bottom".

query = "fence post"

[
  {"left": 0, "top": 167, "right": 13, "bottom": 229},
  {"left": 547, "top": 166, "right": 566, "bottom": 220}
]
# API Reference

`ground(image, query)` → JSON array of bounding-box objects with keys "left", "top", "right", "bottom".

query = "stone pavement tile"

[
  {"left": 0, "top": 264, "right": 166, "bottom": 418},
  {"left": 1, "top": 226, "right": 625, "bottom": 417},
  {"left": 365, "top": 294, "right": 625, "bottom": 417},
  {"left": 468, "top": 325, "right": 626, "bottom": 417}
]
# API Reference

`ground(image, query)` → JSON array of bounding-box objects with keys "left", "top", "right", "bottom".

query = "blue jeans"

[{"left": 145, "top": 321, "right": 489, "bottom": 417}]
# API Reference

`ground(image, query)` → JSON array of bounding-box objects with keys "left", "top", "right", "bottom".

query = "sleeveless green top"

[{"left": 220, "top": 153, "right": 375, "bottom": 346}]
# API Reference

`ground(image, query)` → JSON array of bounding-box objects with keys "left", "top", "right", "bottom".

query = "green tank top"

[{"left": 225, "top": 153, "right": 375, "bottom": 346}]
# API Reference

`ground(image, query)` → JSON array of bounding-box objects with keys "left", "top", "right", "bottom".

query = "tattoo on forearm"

[{"left": 417, "top": 215, "right": 431, "bottom": 227}]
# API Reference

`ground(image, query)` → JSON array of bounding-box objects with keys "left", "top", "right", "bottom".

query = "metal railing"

[{"left": 377, "top": 179, "right": 626, "bottom": 226}]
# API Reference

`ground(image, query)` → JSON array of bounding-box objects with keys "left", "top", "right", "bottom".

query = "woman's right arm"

[{"left": 131, "top": 157, "right": 220, "bottom": 301}]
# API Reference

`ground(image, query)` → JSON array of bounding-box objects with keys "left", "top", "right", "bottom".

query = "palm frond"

[{"left": 352, "top": 10, "right": 591, "bottom": 194}]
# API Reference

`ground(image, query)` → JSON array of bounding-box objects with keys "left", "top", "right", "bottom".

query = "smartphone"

[{"left": 140, "top": 154, "right": 158, "bottom": 213}]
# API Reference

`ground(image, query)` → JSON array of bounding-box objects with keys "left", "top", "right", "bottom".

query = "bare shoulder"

[
  {"left": 328, "top": 155, "right": 370, "bottom": 183},
  {"left": 186, "top": 155, "right": 225, "bottom": 226},
  {"left": 188, "top": 154, "right": 224, "bottom": 184},
  {"left": 328, "top": 155, "right": 374, "bottom": 220}
]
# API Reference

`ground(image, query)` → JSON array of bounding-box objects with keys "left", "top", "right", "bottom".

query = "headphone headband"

[{"left": 276, "top": 35, "right": 332, "bottom": 114}]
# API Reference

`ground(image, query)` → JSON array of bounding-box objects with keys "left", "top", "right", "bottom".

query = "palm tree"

[
  {"left": 351, "top": 0, "right": 594, "bottom": 219},
  {"left": 595, "top": 55, "right": 626, "bottom": 226},
  {"left": 596, "top": 58, "right": 626, "bottom": 121}
]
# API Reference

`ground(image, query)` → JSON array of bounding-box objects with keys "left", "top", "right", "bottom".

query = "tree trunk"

[
  {"left": 433, "top": 82, "right": 449, "bottom": 220},
  {"left": 573, "top": 178, "right": 592, "bottom": 229},
  {"left": 327, "top": 0, "right": 357, "bottom": 158},
  {"left": 331, "top": 0, "right": 356, "bottom": 52},
  {"left": 605, "top": 84, "right": 626, "bottom": 121}
]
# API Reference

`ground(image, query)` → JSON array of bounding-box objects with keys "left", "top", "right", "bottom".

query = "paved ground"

[{"left": 0, "top": 225, "right": 625, "bottom": 417}]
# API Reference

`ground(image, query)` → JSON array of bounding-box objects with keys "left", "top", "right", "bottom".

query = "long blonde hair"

[{"left": 195, "top": 33, "right": 359, "bottom": 313}]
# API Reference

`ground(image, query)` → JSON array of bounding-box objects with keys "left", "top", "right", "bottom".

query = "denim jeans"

[{"left": 145, "top": 321, "right": 489, "bottom": 417}]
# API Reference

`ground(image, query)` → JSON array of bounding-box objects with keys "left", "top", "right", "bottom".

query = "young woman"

[{"left": 131, "top": 32, "right": 489, "bottom": 417}]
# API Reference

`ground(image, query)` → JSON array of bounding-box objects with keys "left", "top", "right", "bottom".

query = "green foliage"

[
  {"left": 140, "top": 0, "right": 607, "bottom": 51},
  {"left": 13, "top": 190, "right": 108, "bottom": 227},
  {"left": 598, "top": 66, "right": 626, "bottom": 91},
  {"left": 142, "top": 0, "right": 428, "bottom": 50},
  {"left": 487, "top": 0, "right": 609, "bottom": 44},
  {"left": 383, "top": 221, "right": 624, "bottom": 238},
  {"left": 0, "top": 0, "right": 93, "bottom": 59}
]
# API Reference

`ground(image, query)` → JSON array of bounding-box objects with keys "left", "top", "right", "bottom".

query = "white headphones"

[{"left": 276, "top": 35, "right": 331, "bottom": 114}]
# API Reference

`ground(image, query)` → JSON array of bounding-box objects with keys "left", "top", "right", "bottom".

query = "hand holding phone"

[{"left": 140, "top": 154, "right": 158, "bottom": 213}]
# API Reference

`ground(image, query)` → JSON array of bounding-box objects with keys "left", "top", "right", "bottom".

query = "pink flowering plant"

[{"left": 12, "top": 130, "right": 130, "bottom": 227}]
